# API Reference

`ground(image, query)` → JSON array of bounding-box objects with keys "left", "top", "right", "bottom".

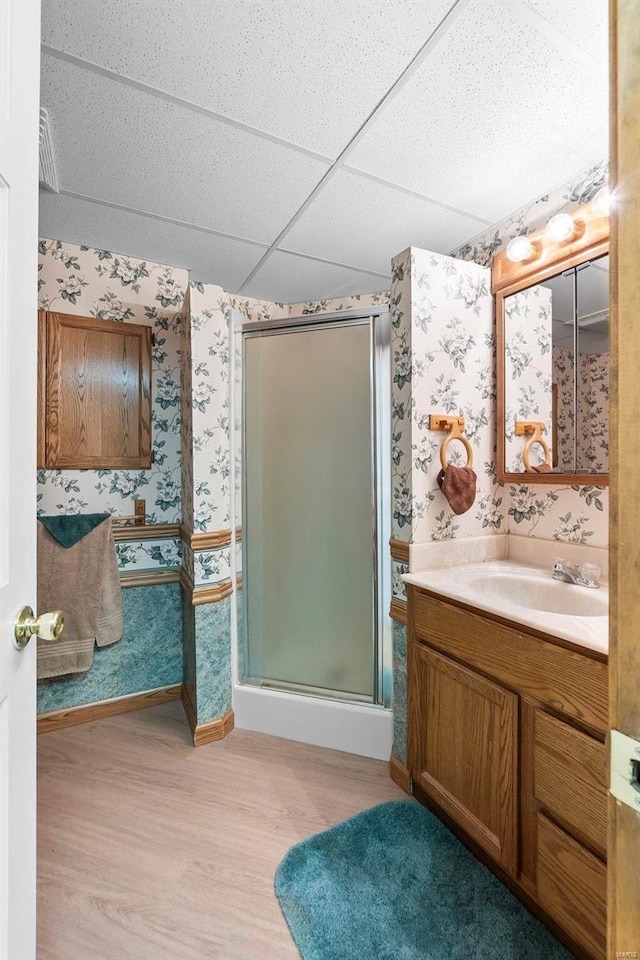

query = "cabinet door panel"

[
  {"left": 41, "top": 311, "right": 152, "bottom": 469},
  {"left": 409, "top": 644, "right": 518, "bottom": 873}
]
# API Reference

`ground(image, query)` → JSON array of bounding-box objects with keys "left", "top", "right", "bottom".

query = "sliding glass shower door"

[{"left": 242, "top": 316, "right": 384, "bottom": 702}]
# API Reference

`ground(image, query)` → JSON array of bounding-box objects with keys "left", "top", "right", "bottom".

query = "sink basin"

[{"left": 468, "top": 573, "right": 608, "bottom": 618}]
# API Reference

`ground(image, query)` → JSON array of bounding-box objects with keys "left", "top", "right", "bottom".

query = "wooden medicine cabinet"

[{"left": 38, "top": 311, "right": 152, "bottom": 470}]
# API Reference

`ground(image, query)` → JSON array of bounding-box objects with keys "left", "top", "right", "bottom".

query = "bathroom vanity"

[{"left": 405, "top": 567, "right": 607, "bottom": 960}]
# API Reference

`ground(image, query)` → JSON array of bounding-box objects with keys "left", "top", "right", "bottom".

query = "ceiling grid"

[{"left": 38, "top": 0, "right": 609, "bottom": 301}]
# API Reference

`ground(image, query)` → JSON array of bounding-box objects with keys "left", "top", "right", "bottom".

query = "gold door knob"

[{"left": 13, "top": 606, "right": 64, "bottom": 649}]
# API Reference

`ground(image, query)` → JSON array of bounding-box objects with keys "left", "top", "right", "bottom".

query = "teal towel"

[{"left": 38, "top": 514, "right": 110, "bottom": 548}]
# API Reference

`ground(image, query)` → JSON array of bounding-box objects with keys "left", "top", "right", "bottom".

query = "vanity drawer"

[
  {"left": 536, "top": 814, "right": 606, "bottom": 959},
  {"left": 411, "top": 591, "right": 608, "bottom": 732},
  {"left": 533, "top": 710, "right": 607, "bottom": 856}
]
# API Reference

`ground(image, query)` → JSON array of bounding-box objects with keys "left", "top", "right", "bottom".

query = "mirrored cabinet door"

[
  {"left": 576, "top": 256, "right": 609, "bottom": 474},
  {"left": 499, "top": 253, "right": 609, "bottom": 482},
  {"left": 504, "top": 271, "right": 575, "bottom": 473}
]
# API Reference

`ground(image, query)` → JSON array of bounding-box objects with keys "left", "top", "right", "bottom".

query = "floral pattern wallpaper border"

[{"left": 115, "top": 538, "right": 181, "bottom": 572}]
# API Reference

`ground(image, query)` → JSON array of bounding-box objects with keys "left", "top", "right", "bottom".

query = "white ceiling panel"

[
  {"left": 283, "top": 169, "right": 488, "bottom": 274},
  {"left": 521, "top": 0, "right": 608, "bottom": 64},
  {"left": 241, "top": 251, "right": 388, "bottom": 303},
  {"left": 347, "top": 0, "right": 608, "bottom": 222},
  {"left": 41, "top": 0, "right": 456, "bottom": 157},
  {"left": 38, "top": 191, "right": 268, "bottom": 290},
  {"left": 41, "top": 53, "right": 330, "bottom": 244}
]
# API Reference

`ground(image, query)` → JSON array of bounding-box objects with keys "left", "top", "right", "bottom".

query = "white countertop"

[{"left": 402, "top": 560, "right": 608, "bottom": 656}]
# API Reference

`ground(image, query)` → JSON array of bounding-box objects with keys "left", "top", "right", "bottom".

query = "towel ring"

[
  {"left": 439, "top": 422, "right": 474, "bottom": 470},
  {"left": 515, "top": 421, "right": 551, "bottom": 473}
]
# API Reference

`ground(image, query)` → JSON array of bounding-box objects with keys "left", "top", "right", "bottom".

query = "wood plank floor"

[{"left": 37, "top": 701, "right": 405, "bottom": 960}]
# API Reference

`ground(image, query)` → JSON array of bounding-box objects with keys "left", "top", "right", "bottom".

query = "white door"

[{"left": 0, "top": 3, "right": 41, "bottom": 959}]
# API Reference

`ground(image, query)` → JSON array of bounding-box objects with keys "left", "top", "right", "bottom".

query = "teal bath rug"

[{"left": 275, "top": 800, "right": 570, "bottom": 960}]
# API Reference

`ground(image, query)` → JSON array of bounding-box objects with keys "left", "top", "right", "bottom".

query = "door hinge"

[
  {"left": 610, "top": 729, "right": 640, "bottom": 811},
  {"left": 150, "top": 450, "right": 155, "bottom": 464}
]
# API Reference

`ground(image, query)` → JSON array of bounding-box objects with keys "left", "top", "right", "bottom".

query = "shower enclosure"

[{"left": 231, "top": 308, "right": 392, "bottom": 758}]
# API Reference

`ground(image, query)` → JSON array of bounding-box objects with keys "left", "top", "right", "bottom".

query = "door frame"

[{"left": 608, "top": 0, "right": 640, "bottom": 954}]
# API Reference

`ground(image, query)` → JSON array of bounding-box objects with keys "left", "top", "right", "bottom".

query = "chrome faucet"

[{"left": 552, "top": 559, "right": 601, "bottom": 589}]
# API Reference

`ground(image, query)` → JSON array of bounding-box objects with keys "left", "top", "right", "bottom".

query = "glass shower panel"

[{"left": 243, "top": 321, "right": 374, "bottom": 699}]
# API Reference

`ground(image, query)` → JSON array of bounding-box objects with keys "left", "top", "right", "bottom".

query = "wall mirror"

[{"left": 493, "top": 199, "right": 609, "bottom": 485}]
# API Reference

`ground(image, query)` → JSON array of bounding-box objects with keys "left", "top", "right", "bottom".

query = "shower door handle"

[{"left": 12, "top": 606, "right": 64, "bottom": 649}]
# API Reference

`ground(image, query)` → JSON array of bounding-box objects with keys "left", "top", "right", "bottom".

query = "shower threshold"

[{"left": 241, "top": 675, "right": 375, "bottom": 706}]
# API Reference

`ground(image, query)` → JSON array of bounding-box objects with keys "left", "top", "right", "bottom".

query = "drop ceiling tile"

[
  {"left": 241, "top": 251, "right": 389, "bottom": 303},
  {"left": 38, "top": 191, "right": 268, "bottom": 289},
  {"left": 41, "top": 53, "right": 330, "bottom": 244},
  {"left": 41, "top": 0, "right": 455, "bottom": 157},
  {"left": 284, "top": 169, "right": 487, "bottom": 274},
  {"left": 347, "top": 0, "right": 608, "bottom": 223},
  {"left": 521, "top": 0, "right": 608, "bottom": 64}
]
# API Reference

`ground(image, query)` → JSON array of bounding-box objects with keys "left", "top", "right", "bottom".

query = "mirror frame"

[{"left": 493, "top": 197, "right": 610, "bottom": 485}]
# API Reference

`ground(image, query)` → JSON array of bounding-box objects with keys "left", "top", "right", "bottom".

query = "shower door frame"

[{"left": 236, "top": 307, "right": 392, "bottom": 710}]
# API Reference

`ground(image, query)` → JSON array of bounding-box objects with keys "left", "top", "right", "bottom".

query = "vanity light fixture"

[
  {"left": 545, "top": 212, "right": 575, "bottom": 243},
  {"left": 505, "top": 235, "right": 533, "bottom": 263},
  {"left": 593, "top": 187, "right": 611, "bottom": 217}
]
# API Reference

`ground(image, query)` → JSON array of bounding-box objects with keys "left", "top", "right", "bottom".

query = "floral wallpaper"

[
  {"left": 185, "top": 283, "right": 289, "bottom": 538},
  {"left": 507, "top": 483, "right": 606, "bottom": 544},
  {"left": 392, "top": 560, "right": 409, "bottom": 603},
  {"left": 451, "top": 159, "right": 610, "bottom": 551},
  {"left": 180, "top": 287, "right": 194, "bottom": 538},
  {"left": 553, "top": 346, "right": 576, "bottom": 472},
  {"left": 450, "top": 158, "right": 609, "bottom": 267},
  {"left": 187, "top": 284, "right": 232, "bottom": 534},
  {"left": 37, "top": 240, "right": 187, "bottom": 526},
  {"left": 504, "top": 285, "right": 553, "bottom": 472},
  {"left": 390, "top": 246, "right": 503, "bottom": 554},
  {"left": 390, "top": 249, "right": 413, "bottom": 541},
  {"left": 287, "top": 291, "right": 389, "bottom": 316},
  {"left": 577, "top": 352, "right": 609, "bottom": 473},
  {"left": 552, "top": 347, "right": 609, "bottom": 475}
]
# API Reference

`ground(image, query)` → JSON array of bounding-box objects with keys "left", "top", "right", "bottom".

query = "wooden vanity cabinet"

[{"left": 407, "top": 586, "right": 608, "bottom": 960}]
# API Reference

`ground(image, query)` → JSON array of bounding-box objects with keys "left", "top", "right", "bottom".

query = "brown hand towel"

[
  {"left": 37, "top": 517, "right": 123, "bottom": 679},
  {"left": 437, "top": 465, "right": 477, "bottom": 516},
  {"left": 531, "top": 462, "right": 552, "bottom": 473}
]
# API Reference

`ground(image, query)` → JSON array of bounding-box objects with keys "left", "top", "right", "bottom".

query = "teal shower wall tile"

[
  {"left": 37, "top": 583, "right": 182, "bottom": 714},
  {"left": 194, "top": 596, "right": 232, "bottom": 725},
  {"left": 392, "top": 618, "right": 407, "bottom": 764},
  {"left": 181, "top": 586, "right": 197, "bottom": 711}
]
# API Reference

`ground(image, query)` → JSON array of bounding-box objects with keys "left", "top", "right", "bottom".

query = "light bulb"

[
  {"left": 593, "top": 187, "right": 610, "bottom": 217},
  {"left": 506, "top": 235, "right": 532, "bottom": 263},
  {"left": 545, "top": 213, "right": 574, "bottom": 243}
]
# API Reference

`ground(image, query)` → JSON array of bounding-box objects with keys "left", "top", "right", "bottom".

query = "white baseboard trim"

[{"left": 232, "top": 684, "right": 393, "bottom": 761}]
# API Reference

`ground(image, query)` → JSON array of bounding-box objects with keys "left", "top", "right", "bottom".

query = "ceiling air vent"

[{"left": 39, "top": 108, "right": 59, "bottom": 193}]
